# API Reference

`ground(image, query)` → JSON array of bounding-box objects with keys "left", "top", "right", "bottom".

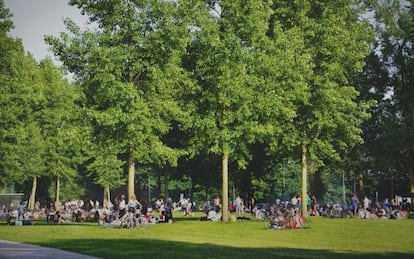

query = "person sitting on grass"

[
  {"left": 269, "top": 210, "right": 286, "bottom": 229},
  {"left": 292, "top": 210, "right": 303, "bottom": 229},
  {"left": 54, "top": 211, "right": 66, "bottom": 224},
  {"left": 207, "top": 205, "right": 222, "bottom": 222}
]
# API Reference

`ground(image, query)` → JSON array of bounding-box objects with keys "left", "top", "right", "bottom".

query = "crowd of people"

[
  {"left": 249, "top": 193, "right": 413, "bottom": 223},
  {"left": 1, "top": 193, "right": 412, "bottom": 226},
  {"left": 306, "top": 194, "right": 413, "bottom": 220},
  {"left": 0, "top": 198, "right": 111, "bottom": 225},
  {"left": 0, "top": 194, "right": 179, "bottom": 226},
  {"left": 348, "top": 195, "right": 412, "bottom": 220}
]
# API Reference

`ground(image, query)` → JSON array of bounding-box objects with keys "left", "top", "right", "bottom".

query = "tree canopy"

[{"left": 1, "top": 0, "right": 413, "bottom": 215}]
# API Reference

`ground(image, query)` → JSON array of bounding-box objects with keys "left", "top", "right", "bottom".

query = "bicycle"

[
  {"left": 123, "top": 210, "right": 150, "bottom": 229},
  {"left": 105, "top": 210, "right": 150, "bottom": 229},
  {"left": 135, "top": 214, "right": 150, "bottom": 229}
]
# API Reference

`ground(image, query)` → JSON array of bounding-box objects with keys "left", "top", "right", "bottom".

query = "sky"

[{"left": 4, "top": 0, "right": 88, "bottom": 63}]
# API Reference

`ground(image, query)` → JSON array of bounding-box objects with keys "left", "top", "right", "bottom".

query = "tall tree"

[
  {"left": 0, "top": 1, "right": 44, "bottom": 193},
  {"left": 183, "top": 0, "right": 302, "bottom": 221},
  {"left": 21, "top": 122, "right": 47, "bottom": 210},
  {"left": 368, "top": 0, "right": 414, "bottom": 201},
  {"left": 36, "top": 59, "right": 85, "bottom": 209},
  {"left": 1, "top": 2, "right": 82, "bottom": 208},
  {"left": 351, "top": 50, "right": 398, "bottom": 198},
  {"left": 87, "top": 142, "right": 125, "bottom": 205},
  {"left": 269, "top": 0, "right": 374, "bottom": 217},
  {"left": 46, "top": 0, "right": 192, "bottom": 201}
]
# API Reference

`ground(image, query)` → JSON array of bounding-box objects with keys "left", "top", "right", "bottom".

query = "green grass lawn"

[{"left": 1, "top": 214, "right": 413, "bottom": 258}]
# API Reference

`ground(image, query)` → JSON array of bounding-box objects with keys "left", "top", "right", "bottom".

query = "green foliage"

[
  {"left": 0, "top": 0, "right": 13, "bottom": 34},
  {"left": 0, "top": 4, "right": 85, "bottom": 200},
  {"left": 0, "top": 36, "right": 39, "bottom": 186},
  {"left": 184, "top": 1, "right": 274, "bottom": 160},
  {"left": 36, "top": 60, "right": 86, "bottom": 189},
  {"left": 265, "top": 1, "right": 375, "bottom": 170},
  {"left": 48, "top": 175, "right": 86, "bottom": 201},
  {"left": 319, "top": 167, "right": 349, "bottom": 204},
  {"left": 251, "top": 160, "right": 302, "bottom": 201},
  {"left": 353, "top": 0, "right": 414, "bottom": 196},
  {"left": 46, "top": 1, "right": 195, "bottom": 199},
  {"left": 3, "top": 0, "right": 409, "bottom": 204},
  {"left": 168, "top": 175, "right": 192, "bottom": 193},
  {"left": 47, "top": 0, "right": 191, "bottom": 165},
  {"left": 18, "top": 123, "right": 47, "bottom": 180},
  {"left": 87, "top": 152, "right": 125, "bottom": 190}
]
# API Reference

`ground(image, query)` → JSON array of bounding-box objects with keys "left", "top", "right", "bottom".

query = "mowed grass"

[{"left": 1, "top": 214, "right": 413, "bottom": 259}]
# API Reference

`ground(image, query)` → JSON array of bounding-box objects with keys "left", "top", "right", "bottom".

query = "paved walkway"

[{"left": 0, "top": 240, "right": 101, "bottom": 259}]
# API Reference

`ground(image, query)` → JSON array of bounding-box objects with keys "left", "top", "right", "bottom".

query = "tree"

[
  {"left": 0, "top": 1, "right": 49, "bottom": 199},
  {"left": 0, "top": 1, "right": 84, "bottom": 208},
  {"left": 0, "top": 0, "right": 28, "bottom": 187},
  {"left": 87, "top": 144, "right": 125, "bottom": 205},
  {"left": 349, "top": 48, "right": 394, "bottom": 197},
  {"left": 365, "top": 0, "right": 414, "bottom": 201},
  {"left": 268, "top": 0, "right": 375, "bottom": 217},
  {"left": 21, "top": 122, "right": 47, "bottom": 210},
  {"left": 46, "top": 0, "right": 193, "bottom": 201},
  {"left": 36, "top": 59, "right": 85, "bottom": 209},
  {"left": 184, "top": 0, "right": 301, "bottom": 221}
]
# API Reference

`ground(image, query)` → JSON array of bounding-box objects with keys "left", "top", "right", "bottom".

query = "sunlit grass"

[{"left": 1, "top": 214, "right": 413, "bottom": 258}]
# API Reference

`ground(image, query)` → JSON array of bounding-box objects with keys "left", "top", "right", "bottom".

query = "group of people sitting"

[
  {"left": 100, "top": 194, "right": 175, "bottom": 226},
  {"left": 267, "top": 205, "right": 304, "bottom": 230}
]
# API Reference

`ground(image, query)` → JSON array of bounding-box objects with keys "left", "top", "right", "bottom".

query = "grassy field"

[{"left": 1, "top": 214, "right": 413, "bottom": 259}]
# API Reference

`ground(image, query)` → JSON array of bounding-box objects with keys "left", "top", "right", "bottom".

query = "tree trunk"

[
  {"left": 28, "top": 176, "right": 37, "bottom": 211},
  {"left": 358, "top": 171, "right": 364, "bottom": 196},
  {"left": 163, "top": 168, "right": 169, "bottom": 199},
  {"left": 103, "top": 184, "right": 110, "bottom": 206},
  {"left": 128, "top": 147, "right": 135, "bottom": 201},
  {"left": 301, "top": 145, "right": 308, "bottom": 218},
  {"left": 55, "top": 174, "right": 60, "bottom": 211},
  {"left": 222, "top": 151, "right": 229, "bottom": 222}
]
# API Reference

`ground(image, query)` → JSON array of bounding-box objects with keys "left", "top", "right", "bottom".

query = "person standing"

[
  {"left": 113, "top": 196, "right": 120, "bottom": 218},
  {"left": 165, "top": 197, "right": 174, "bottom": 223},
  {"left": 128, "top": 194, "right": 142, "bottom": 214},
  {"left": 351, "top": 193, "right": 359, "bottom": 216},
  {"left": 249, "top": 195, "right": 255, "bottom": 215},
  {"left": 310, "top": 195, "right": 318, "bottom": 216},
  {"left": 119, "top": 195, "right": 126, "bottom": 218},
  {"left": 363, "top": 195, "right": 371, "bottom": 210},
  {"left": 363, "top": 195, "right": 371, "bottom": 218},
  {"left": 234, "top": 196, "right": 243, "bottom": 214},
  {"left": 186, "top": 198, "right": 193, "bottom": 216},
  {"left": 213, "top": 196, "right": 220, "bottom": 209},
  {"left": 291, "top": 195, "right": 298, "bottom": 209}
]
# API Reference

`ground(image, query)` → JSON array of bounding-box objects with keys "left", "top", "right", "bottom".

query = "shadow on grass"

[
  {"left": 0, "top": 221, "right": 102, "bottom": 227},
  {"left": 173, "top": 216, "right": 204, "bottom": 222},
  {"left": 34, "top": 238, "right": 413, "bottom": 259}
]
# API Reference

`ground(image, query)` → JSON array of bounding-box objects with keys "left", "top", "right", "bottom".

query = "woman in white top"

[{"left": 128, "top": 194, "right": 142, "bottom": 214}]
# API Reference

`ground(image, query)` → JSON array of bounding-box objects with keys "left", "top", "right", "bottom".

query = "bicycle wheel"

[
  {"left": 126, "top": 214, "right": 136, "bottom": 229},
  {"left": 137, "top": 217, "right": 149, "bottom": 229}
]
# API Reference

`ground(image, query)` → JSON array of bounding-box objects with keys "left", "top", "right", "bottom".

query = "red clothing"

[{"left": 228, "top": 202, "right": 234, "bottom": 212}]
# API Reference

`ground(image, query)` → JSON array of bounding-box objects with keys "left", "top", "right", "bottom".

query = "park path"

[{"left": 0, "top": 240, "right": 101, "bottom": 259}]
